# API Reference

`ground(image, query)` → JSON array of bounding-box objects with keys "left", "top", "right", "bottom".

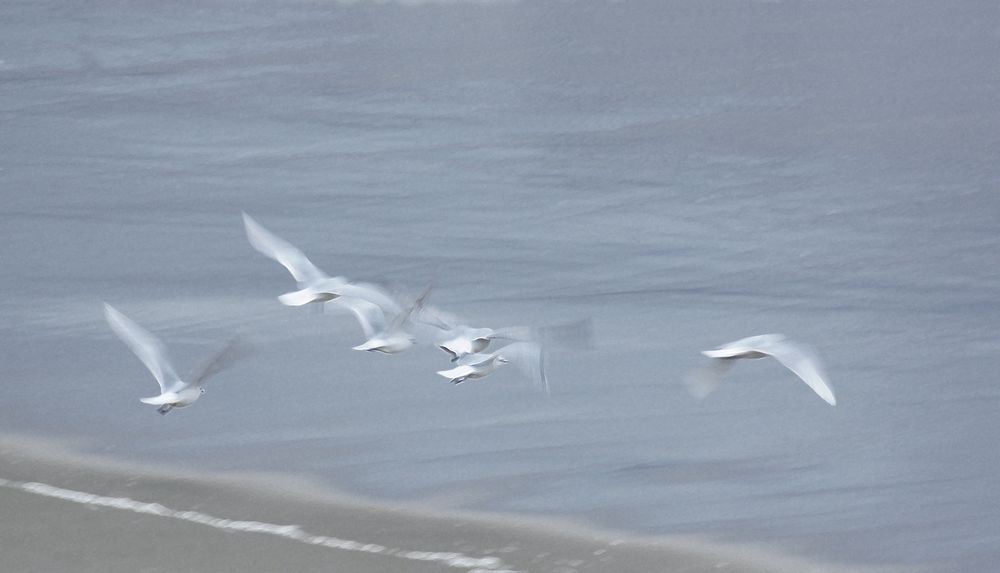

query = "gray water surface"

[{"left": 2, "top": 1, "right": 999, "bottom": 571}]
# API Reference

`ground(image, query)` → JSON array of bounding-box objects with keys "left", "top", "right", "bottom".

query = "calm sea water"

[{"left": 2, "top": 1, "right": 999, "bottom": 571}]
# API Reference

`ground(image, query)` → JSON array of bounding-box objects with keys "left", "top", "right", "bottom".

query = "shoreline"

[{"left": 0, "top": 433, "right": 900, "bottom": 573}]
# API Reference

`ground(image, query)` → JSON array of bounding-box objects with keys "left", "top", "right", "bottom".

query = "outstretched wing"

[
  {"left": 497, "top": 342, "right": 549, "bottom": 395},
  {"left": 436, "top": 364, "right": 476, "bottom": 381},
  {"left": 103, "top": 304, "right": 181, "bottom": 394},
  {"left": 415, "top": 304, "right": 461, "bottom": 331},
  {"left": 754, "top": 338, "right": 837, "bottom": 406},
  {"left": 387, "top": 286, "right": 433, "bottom": 334},
  {"left": 333, "top": 297, "right": 387, "bottom": 339},
  {"left": 189, "top": 337, "right": 249, "bottom": 387},
  {"left": 489, "top": 326, "right": 536, "bottom": 342},
  {"left": 703, "top": 333, "right": 787, "bottom": 359},
  {"left": 684, "top": 358, "right": 732, "bottom": 400},
  {"left": 327, "top": 281, "right": 403, "bottom": 317},
  {"left": 242, "top": 212, "right": 327, "bottom": 285}
]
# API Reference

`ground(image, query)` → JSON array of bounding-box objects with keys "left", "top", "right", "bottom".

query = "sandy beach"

[{"left": 0, "top": 435, "right": 882, "bottom": 573}]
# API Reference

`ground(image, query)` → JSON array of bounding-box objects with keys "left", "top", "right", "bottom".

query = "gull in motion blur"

[
  {"left": 687, "top": 334, "right": 836, "bottom": 405},
  {"left": 435, "top": 324, "right": 534, "bottom": 362},
  {"left": 437, "top": 342, "right": 549, "bottom": 393},
  {"left": 241, "top": 212, "right": 401, "bottom": 312},
  {"left": 420, "top": 306, "right": 591, "bottom": 362},
  {"left": 103, "top": 304, "right": 244, "bottom": 415},
  {"left": 337, "top": 287, "right": 432, "bottom": 354}
]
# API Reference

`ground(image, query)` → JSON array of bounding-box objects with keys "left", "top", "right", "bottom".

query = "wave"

[{"left": 3, "top": 478, "right": 518, "bottom": 573}]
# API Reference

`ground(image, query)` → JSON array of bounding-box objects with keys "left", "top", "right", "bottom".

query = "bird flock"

[{"left": 103, "top": 213, "right": 837, "bottom": 415}]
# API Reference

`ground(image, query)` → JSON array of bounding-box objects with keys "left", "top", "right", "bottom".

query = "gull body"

[
  {"left": 103, "top": 304, "right": 242, "bottom": 415},
  {"left": 422, "top": 306, "right": 592, "bottom": 362},
  {"left": 437, "top": 342, "right": 548, "bottom": 393},
  {"left": 241, "top": 212, "right": 401, "bottom": 312},
  {"left": 437, "top": 326, "right": 532, "bottom": 362},
  {"left": 335, "top": 286, "right": 432, "bottom": 354},
  {"left": 690, "top": 334, "right": 836, "bottom": 405},
  {"left": 418, "top": 306, "right": 534, "bottom": 362}
]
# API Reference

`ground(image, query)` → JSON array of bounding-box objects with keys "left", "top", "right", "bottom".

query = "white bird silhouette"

[
  {"left": 241, "top": 212, "right": 401, "bottom": 312},
  {"left": 336, "top": 287, "right": 432, "bottom": 354},
  {"left": 436, "top": 325, "right": 535, "bottom": 362},
  {"left": 421, "top": 306, "right": 593, "bottom": 363},
  {"left": 103, "top": 304, "right": 244, "bottom": 415},
  {"left": 688, "top": 334, "right": 836, "bottom": 405},
  {"left": 437, "top": 342, "right": 548, "bottom": 393}
]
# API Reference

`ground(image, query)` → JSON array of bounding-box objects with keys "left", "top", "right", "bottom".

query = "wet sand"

[{"left": 0, "top": 435, "right": 894, "bottom": 573}]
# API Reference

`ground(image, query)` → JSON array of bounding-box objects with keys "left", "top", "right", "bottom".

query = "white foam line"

[{"left": 3, "top": 479, "right": 521, "bottom": 573}]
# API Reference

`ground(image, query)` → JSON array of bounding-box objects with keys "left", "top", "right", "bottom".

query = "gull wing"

[
  {"left": 489, "top": 326, "right": 536, "bottom": 342},
  {"left": 103, "top": 304, "right": 182, "bottom": 394},
  {"left": 438, "top": 327, "right": 497, "bottom": 358},
  {"left": 496, "top": 342, "right": 549, "bottom": 395},
  {"left": 333, "top": 297, "right": 387, "bottom": 339},
  {"left": 440, "top": 336, "right": 477, "bottom": 360},
  {"left": 438, "top": 344, "right": 460, "bottom": 361},
  {"left": 189, "top": 337, "right": 248, "bottom": 387},
  {"left": 139, "top": 393, "right": 181, "bottom": 406},
  {"left": 753, "top": 338, "right": 837, "bottom": 406},
  {"left": 454, "top": 351, "right": 496, "bottom": 367},
  {"left": 387, "top": 286, "right": 433, "bottom": 334},
  {"left": 415, "top": 304, "right": 460, "bottom": 331},
  {"left": 333, "top": 281, "right": 403, "bottom": 316},
  {"left": 702, "top": 333, "right": 787, "bottom": 358},
  {"left": 437, "top": 364, "right": 476, "bottom": 381},
  {"left": 242, "top": 212, "right": 327, "bottom": 285},
  {"left": 684, "top": 358, "right": 733, "bottom": 400}
]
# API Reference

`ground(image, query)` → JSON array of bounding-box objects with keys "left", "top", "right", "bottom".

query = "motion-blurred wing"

[
  {"left": 490, "top": 326, "right": 536, "bottom": 342},
  {"left": 756, "top": 339, "right": 837, "bottom": 406},
  {"left": 388, "top": 286, "right": 433, "bottom": 333},
  {"left": 333, "top": 297, "right": 387, "bottom": 339},
  {"left": 334, "top": 281, "right": 403, "bottom": 316},
  {"left": 242, "top": 212, "right": 327, "bottom": 285},
  {"left": 103, "top": 304, "right": 181, "bottom": 394},
  {"left": 703, "top": 333, "right": 786, "bottom": 358},
  {"left": 416, "top": 304, "right": 460, "bottom": 331},
  {"left": 684, "top": 358, "right": 732, "bottom": 400},
  {"left": 189, "top": 337, "right": 248, "bottom": 387},
  {"left": 497, "top": 342, "right": 548, "bottom": 394}
]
